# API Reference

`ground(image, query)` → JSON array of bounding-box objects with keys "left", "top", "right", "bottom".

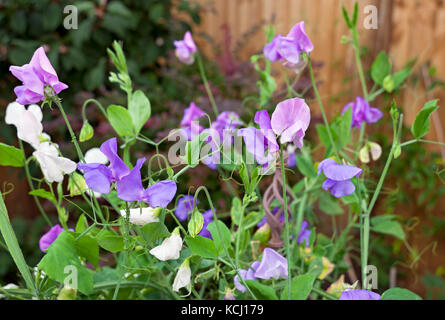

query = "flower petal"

[{"left": 145, "top": 180, "right": 177, "bottom": 208}]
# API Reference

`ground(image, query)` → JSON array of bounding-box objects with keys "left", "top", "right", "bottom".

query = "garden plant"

[{"left": 0, "top": 3, "right": 442, "bottom": 301}]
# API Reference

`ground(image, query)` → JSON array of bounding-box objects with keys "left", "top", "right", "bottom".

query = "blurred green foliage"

[{"left": 0, "top": 0, "right": 201, "bottom": 103}]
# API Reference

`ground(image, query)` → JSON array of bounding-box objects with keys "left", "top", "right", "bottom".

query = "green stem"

[
  {"left": 307, "top": 55, "right": 339, "bottom": 159},
  {"left": 351, "top": 28, "right": 369, "bottom": 150},
  {"left": 194, "top": 186, "right": 257, "bottom": 300},
  {"left": 279, "top": 146, "right": 291, "bottom": 299},
  {"left": 197, "top": 54, "right": 219, "bottom": 118},
  {"left": 54, "top": 97, "right": 84, "bottom": 162},
  {"left": 360, "top": 114, "right": 403, "bottom": 287},
  {"left": 401, "top": 139, "right": 445, "bottom": 148},
  {"left": 18, "top": 140, "right": 52, "bottom": 226},
  {"left": 113, "top": 202, "right": 131, "bottom": 300}
]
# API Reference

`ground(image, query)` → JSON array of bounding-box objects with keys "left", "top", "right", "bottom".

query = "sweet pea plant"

[{"left": 0, "top": 4, "right": 442, "bottom": 300}]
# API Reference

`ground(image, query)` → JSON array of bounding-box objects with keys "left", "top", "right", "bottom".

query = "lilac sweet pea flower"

[
  {"left": 39, "top": 224, "right": 73, "bottom": 252},
  {"left": 234, "top": 261, "right": 260, "bottom": 293},
  {"left": 271, "top": 97, "right": 311, "bottom": 148},
  {"left": 198, "top": 209, "right": 214, "bottom": 239},
  {"left": 181, "top": 102, "right": 205, "bottom": 127},
  {"left": 78, "top": 138, "right": 177, "bottom": 207},
  {"left": 174, "top": 31, "right": 197, "bottom": 65},
  {"left": 318, "top": 158, "right": 362, "bottom": 198},
  {"left": 339, "top": 289, "right": 381, "bottom": 300},
  {"left": 78, "top": 137, "right": 131, "bottom": 194},
  {"left": 201, "top": 112, "right": 243, "bottom": 170},
  {"left": 263, "top": 21, "right": 313, "bottom": 65},
  {"left": 238, "top": 110, "right": 279, "bottom": 167},
  {"left": 297, "top": 220, "right": 311, "bottom": 246},
  {"left": 342, "top": 97, "right": 383, "bottom": 129},
  {"left": 10, "top": 47, "right": 68, "bottom": 105},
  {"left": 175, "top": 195, "right": 197, "bottom": 221},
  {"left": 116, "top": 163, "right": 177, "bottom": 207},
  {"left": 179, "top": 102, "right": 205, "bottom": 141},
  {"left": 254, "top": 248, "right": 288, "bottom": 280}
]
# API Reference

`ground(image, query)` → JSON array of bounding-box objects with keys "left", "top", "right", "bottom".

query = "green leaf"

[
  {"left": 316, "top": 124, "right": 333, "bottom": 155},
  {"left": 207, "top": 221, "right": 231, "bottom": 254},
  {"left": 319, "top": 193, "right": 344, "bottom": 215},
  {"left": 393, "top": 67, "right": 412, "bottom": 89},
  {"left": 281, "top": 274, "right": 316, "bottom": 300},
  {"left": 381, "top": 288, "right": 422, "bottom": 300},
  {"left": 140, "top": 222, "right": 170, "bottom": 244},
  {"left": 296, "top": 148, "right": 317, "bottom": 178},
  {"left": 341, "top": 6, "right": 352, "bottom": 29},
  {"left": 230, "top": 197, "right": 243, "bottom": 226},
  {"left": 79, "top": 121, "right": 94, "bottom": 142},
  {"left": 182, "top": 131, "right": 210, "bottom": 168},
  {"left": 107, "top": 104, "right": 134, "bottom": 137},
  {"left": 371, "top": 51, "right": 391, "bottom": 86},
  {"left": 242, "top": 211, "right": 264, "bottom": 229},
  {"left": 0, "top": 143, "right": 24, "bottom": 167},
  {"left": 75, "top": 214, "right": 88, "bottom": 234},
  {"left": 244, "top": 280, "right": 278, "bottom": 300},
  {"left": 239, "top": 163, "right": 251, "bottom": 193},
  {"left": 38, "top": 232, "right": 94, "bottom": 295},
  {"left": 29, "top": 189, "right": 57, "bottom": 205},
  {"left": 411, "top": 99, "right": 439, "bottom": 139},
  {"left": 128, "top": 90, "right": 151, "bottom": 134},
  {"left": 371, "top": 215, "right": 405, "bottom": 240},
  {"left": 185, "top": 235, "right": 218, "bottom": 259},
  {"left": 338, "top": 107, "right": 352, "bottom": 149},
  {"left": 75, "top": 234, "right": 99, "bottom": 269},
  {"left": 96, "top": 229, "right": 125, "bottom": 253},
  {"left": 0, "top": 193, "right": 36, "bottom": 293}
]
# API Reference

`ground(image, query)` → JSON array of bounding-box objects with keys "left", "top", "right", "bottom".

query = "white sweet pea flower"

[
  {"left": 149, "top": 228, "right": 182, "bottom": 261},
  {"left": 33, "top": 142, "right": 77, "bottom": 183},
  {"left": 0, "top": 283, "right": 19, "bottom": 299},
  {"left": 172, "top": 257, "right": 191, "bottom": 292},
  {"left": 120, "top": 207, "right": 161, "bottom": 226},
  {"left": 84, "top": 148, "right": 109, "bottom": 164},
  {"left": 359, "top": 142, "right": 382, "bottom": 163},
  {"left": 5, "top": 102, "right": 43, "bottom": 149}
]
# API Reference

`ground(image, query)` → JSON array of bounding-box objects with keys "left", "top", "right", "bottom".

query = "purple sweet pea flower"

[
  {"left": 238, "top": 110, "right": 279, "bottom": 166},
  {"left": 200, "top": 112, "right": 242, "bottom": 170},
  {"left": 78, "top": 137, "right": 131, "bottom": 194},
  {"left": 339, "top": 289, "right": 381, "bottom": 300},
  {"left": 271, "top": 97, "right": 311, "bottom": 148},
  {"left": 198, "top": 209, "right": 214, "bottom": 239},
  {"left": 181, "top": 102, "right": 205, "bottom": 127},
  {"left": 263, "top": 21, "right": 313, "bottom": 64},
  {"left": 116, "top": 162, "right": 177, "bottom": 207},
  {"left": 318, "top": 158, "right": 362, "bottom": 198},
  {"left": 263, "top": 35, "right": 284, "bottom": 62},
  {"left": 39, "top": 224, "right": 73, "bottom": 252},
  {"left": 234, "top": 261, "right": 260, "bottom": 293},
  {"left": 342, "top": 97, "right": 383, "bottom": 129},
  {"left": 175, "top": 195, "right": 197, "bottom": 221},
  {"left": 10, "top": 47, "right": 68, "bottom": 105},
  {"left": 254, "top": 248, "right": 288, "bottom": 280},
  {"left": 212, "top": 111, "right": 243, "bottom": 138},
  {"left": 174, "top": 31, "right": 197, "bottom": 65},
  {"left": 287, "top": 152, "right": 297, "bottom": 168},
  {"left": 78, "top": 138, "right": 177, "bottom": 207},
  {"left": 297, "top": 220, "right": 311, "bottom": 246}
]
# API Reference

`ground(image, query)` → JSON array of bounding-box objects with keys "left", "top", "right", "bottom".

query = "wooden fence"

[
  {"left": 190, "top": 0, "right": 445, "bottom": 293},
  {"left": 192, "top": 0, "right": 445, "bottom": 149}
]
